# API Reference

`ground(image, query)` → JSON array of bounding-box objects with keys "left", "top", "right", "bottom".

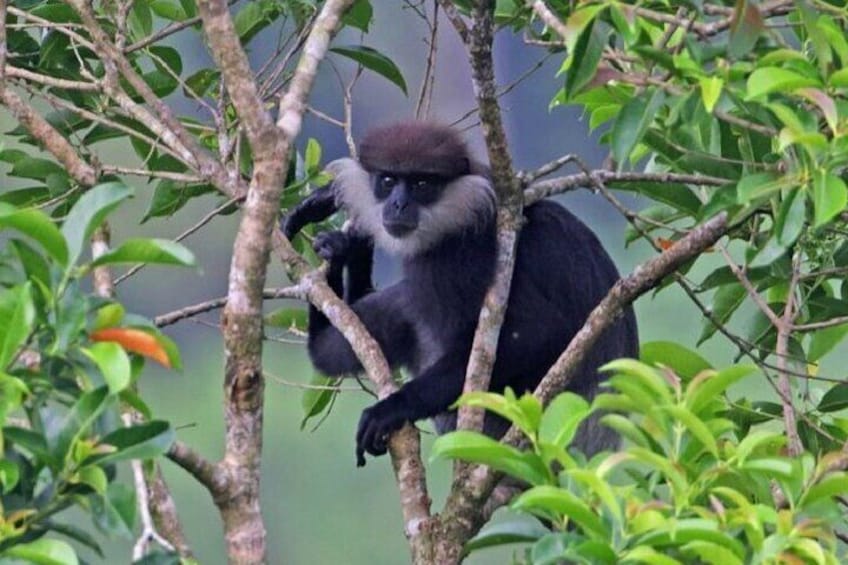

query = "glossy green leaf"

[
  {"left": 687, "top": 365, "right": 755, "bottom": 415},
  {"left": 817, "top": 383, "right": 848, "bottom": 413},
  {"left": 728, "top": 0, "right": 764, "bottom": 58},
  {"left": 94, "top": 303, "right": 126, "bottom": 331},
  {"left": 0, "top": 283, "right": 35, "bottom": 369},
  {"left": 775, "top": 188, "right": 806, "bottom": 246},
  {"left": 611, "top": 88, "right": 665, "bottom": 167},
  {"left": 512, "top": 486, "right": 608, "bottom": 538},
  {"left": 809, "top": 323, "right": 848, "bottom": 362},
  {"left": 61, "top": 182, "right": 133, "bottom": 267},
  {"left": 640, "top": 341, "right": 712, "bottom": 381},
  {"left": 331, "top": 45, "right": 408, "bottom": 95},
  {"left": 431, "top": 431, "right": 549, "bottom": 485},
  {"left": 564, "top": 21, "right": 605, "bottom": 100},
  {"left": 89, "top": 421, "right": 174, "bottom": 465},
  {"left": 343, "top": 0, "right": 372, "bottom": 32},
  {"left": 813, "top": 170, "right": 847, "bottom": 228},
  {"left": 300, "top": 373, "right": 340, "bottom": 429},
  {"left": 0, "top": 203, "right": 68, "bottom": 266},
  {"left": 266, "top": 308, "right": 307, "bottom": 331},
  {"left": 150, "top": 0, "right": 188, "bottom": 21},
  {"left": 3, "top": 538, "right": 79, "bottom": 565},
  {"left": 462, "top": 520, "right": 548, "bottom": 556},
  {"left": 82, "top": 342, "right": 132, "bottom": 394},
  {"left": 660, "top": 405, "right": 718, "bottom": 456},
  {"left": 746, "top": 67, "right": 819, "bottom": 99},
  {"left": 0, "top": 459, "right": 20, "bottom": 493},
  {"left": 799, "top": 472, "right": 848, "bottom": 508},
  {"left": 90, "top": 238, "right": 196, "bottom": 268},
  {"left": 52, "top": 387, "right": 110, "bottom": 463},
  {"left": 699, "top": 76, "right": 723, "bottom": 113},
  {"left": 538, "top": 392, "right": 590, "bottom": 449}
]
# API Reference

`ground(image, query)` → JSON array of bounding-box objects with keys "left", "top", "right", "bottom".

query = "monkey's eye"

[{"left": 375, "top": 174, "right": 397, "bottom": 199}]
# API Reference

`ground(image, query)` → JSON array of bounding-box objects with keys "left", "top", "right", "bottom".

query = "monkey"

[{"left": 283, "top": 121, "right": 639, "bottom": 467}]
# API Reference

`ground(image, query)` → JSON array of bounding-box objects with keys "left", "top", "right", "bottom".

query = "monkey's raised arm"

[{"left": 281, "top": 184, "right": 339, "bottom": 240}]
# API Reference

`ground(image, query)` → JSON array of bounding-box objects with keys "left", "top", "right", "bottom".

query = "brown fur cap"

[{"left": 359, "top": 121, "right": 471, "bottom": 177}]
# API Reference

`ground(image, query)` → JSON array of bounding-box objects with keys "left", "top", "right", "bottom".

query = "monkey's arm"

[
  {"left": 355, "top": 348, "right": 469, "bottom": 466},
  {"left": 307, "top": 231, "right": 412, "bottom": 376},
  {"left": 281, "top": 184, "right": 338, "bottom": 240}
]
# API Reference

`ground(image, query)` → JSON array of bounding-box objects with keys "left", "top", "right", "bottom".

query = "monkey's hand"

[
  {"left": 356, "top": 394, "right": 412, "bottom": 466},
  {"left": 313, "top": 230, "right": 352, "bottom": 270}
]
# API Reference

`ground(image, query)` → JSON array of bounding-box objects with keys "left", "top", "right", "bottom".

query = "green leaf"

[
  {"left": 61, "top": 182, "right": 133, "bottom": 267},
  {"left": 813, "top": 170, "right": 847, "bottom": 228},
  {"left": 90, "top": 238, "right": 196, "bottom": 268},
  {"left": 699, "top": 76, "right": 723, "bottom": 113},
  {"left": 660, "top": 405, "right": 719, "bottom": 456},
  {"left": 741, "top": 457, "right": 794, "bottom": 478},
  {"left": 799, "top": 472, "right": 848, "bottom": 508},
  {"left": 0, "top": 203, "right": 68, "bottom": 266},
  {"left": 728, "top": 0, "right": 764, "bottom": 58},
  {"left": 300, "top": 373, "right": 340, "bottom": 429},
  {"left": 686, "top": 365, "right": 755, "bottom": 415},
  {"left": 539, "top": 393, "right": 590, "bottom": 449},
  {"left": 0, "top": 459, "right": 20, "bottom": 493},
  {"left": 454, "top": 390, "right": 538, "bottom": 438},
  {"left": 88, "top": 421, "right": 174, "bottom": 465},
  {"left": 150, "top": 0, "right": 188, "bottom": 21},
  {"left": 745, "top": 67, "right": 819, "bottom": 100},
  {"left": 331, "top": 45, "right": 408, "bottom": 95},
  {"left": 431, "top": 431, "right": 549, "bottom": 485},
  {"left": 735, "top": 172, "right": 784, "bottom": 203},
  {"left": 775, "top": 188, "right": 806, "bottom": 246},
  {"left": 817, "top": 383, "right": 848, "bottom": 412},
  {"left": 462, "top": 520, "right": 548, "bottom": 556},
  {"left": 94, "top": 303, "right": 126, "bottom": 330},
  {"left": 640, "top": 341, "right": 712, "bottom": 381},
  {"left": 74, "top": 465, "right": 108, "bottom": 494},
  {"left": 82, "top": 342, "right": 132, "bottom": 394},
  {"left": 3, "top": 538, "right": 79, "bottom": 565},
  {"left": 735, "top": 429, "right": 785, "bottom": 464},
  {"left": 606, "top": 181, "right": 702, "bottom": 215},
  {"left": 266, "top": 308, "right": 307, "bottom": 331},
  {"left": 512, "top": 486, "right": 608, "bottom": 538},
  {"left": 611, "top": 88, "right": 665, "bottom": 166},
  {"left": 564, "top": 21, "right": 605, "bottom": 100},
  {"left": 93, "top": 482, "right": 136, "bottom": 537},
  {"left": 0, "top": 283, "right": 35, "bottom": 369},
  {"left": 809, "top": 323, "right": 848, "bottom": 362},
  {"left": 699, "top": 283, "right": 746, "bottom": 345},
  {"left": 343, "top": 0, "right": 373, "bottom": 32},
  {"left": 233, "top": 1, "right": 282, "bottom": 44},
  {"left": 568, "top": 468, "right": 622, "bottom": 522},
  {"left": 52, "top": 387, "right": 110, "bottom": 463},
  {"left": 636, "top": 519, "right": 746, "bottom": 559},
  {"left": 142, "top": 181, "right": 214, "bottom": 222}
]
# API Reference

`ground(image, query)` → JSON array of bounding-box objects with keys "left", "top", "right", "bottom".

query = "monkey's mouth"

[{"left": 383, "top": 221, "right": 417, "bottom": 238}]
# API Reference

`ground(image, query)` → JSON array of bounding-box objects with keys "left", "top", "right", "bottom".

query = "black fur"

[{"left": 283, "top": 124, "right": 638, "bottom": 467}]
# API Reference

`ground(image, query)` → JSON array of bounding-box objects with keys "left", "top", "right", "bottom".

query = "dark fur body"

[{"left": 283, "top": 122, "right": 638, "bottom": 465}]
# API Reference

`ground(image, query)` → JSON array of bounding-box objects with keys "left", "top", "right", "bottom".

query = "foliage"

[
  {"left": 0, "top": 182, "right": 192, "bottom": 563},
  {"left": 483, "top": 0, "right": 848, "bottom": 466},
  {"left": 434, "top": 343, "right": 848, "bottom": 564}
]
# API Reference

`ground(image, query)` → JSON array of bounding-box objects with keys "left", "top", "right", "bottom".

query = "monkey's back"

[{"left": 487, "top": 199, "right": 639, "bottom": 449}]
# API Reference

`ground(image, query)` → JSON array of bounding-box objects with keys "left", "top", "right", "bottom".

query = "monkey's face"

[
  {"left": 373, "top": 173, "right": 444, "bottom": 238},
  {"left": 327, "top": 158, "right": 496, "bottom": 257}
]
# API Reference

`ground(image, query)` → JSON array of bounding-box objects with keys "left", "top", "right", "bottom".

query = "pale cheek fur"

[{"left": 330, "top": 158, "right": 495, "bottom": 257}]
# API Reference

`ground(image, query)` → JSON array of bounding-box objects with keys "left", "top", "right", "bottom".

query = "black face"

[{"left": 373, "top": 172, "right": 445, "bottom": 237}]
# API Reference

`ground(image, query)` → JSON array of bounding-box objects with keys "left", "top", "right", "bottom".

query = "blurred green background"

[{"left": 3, "top": 2, "right": 823, "bottom": 563}]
